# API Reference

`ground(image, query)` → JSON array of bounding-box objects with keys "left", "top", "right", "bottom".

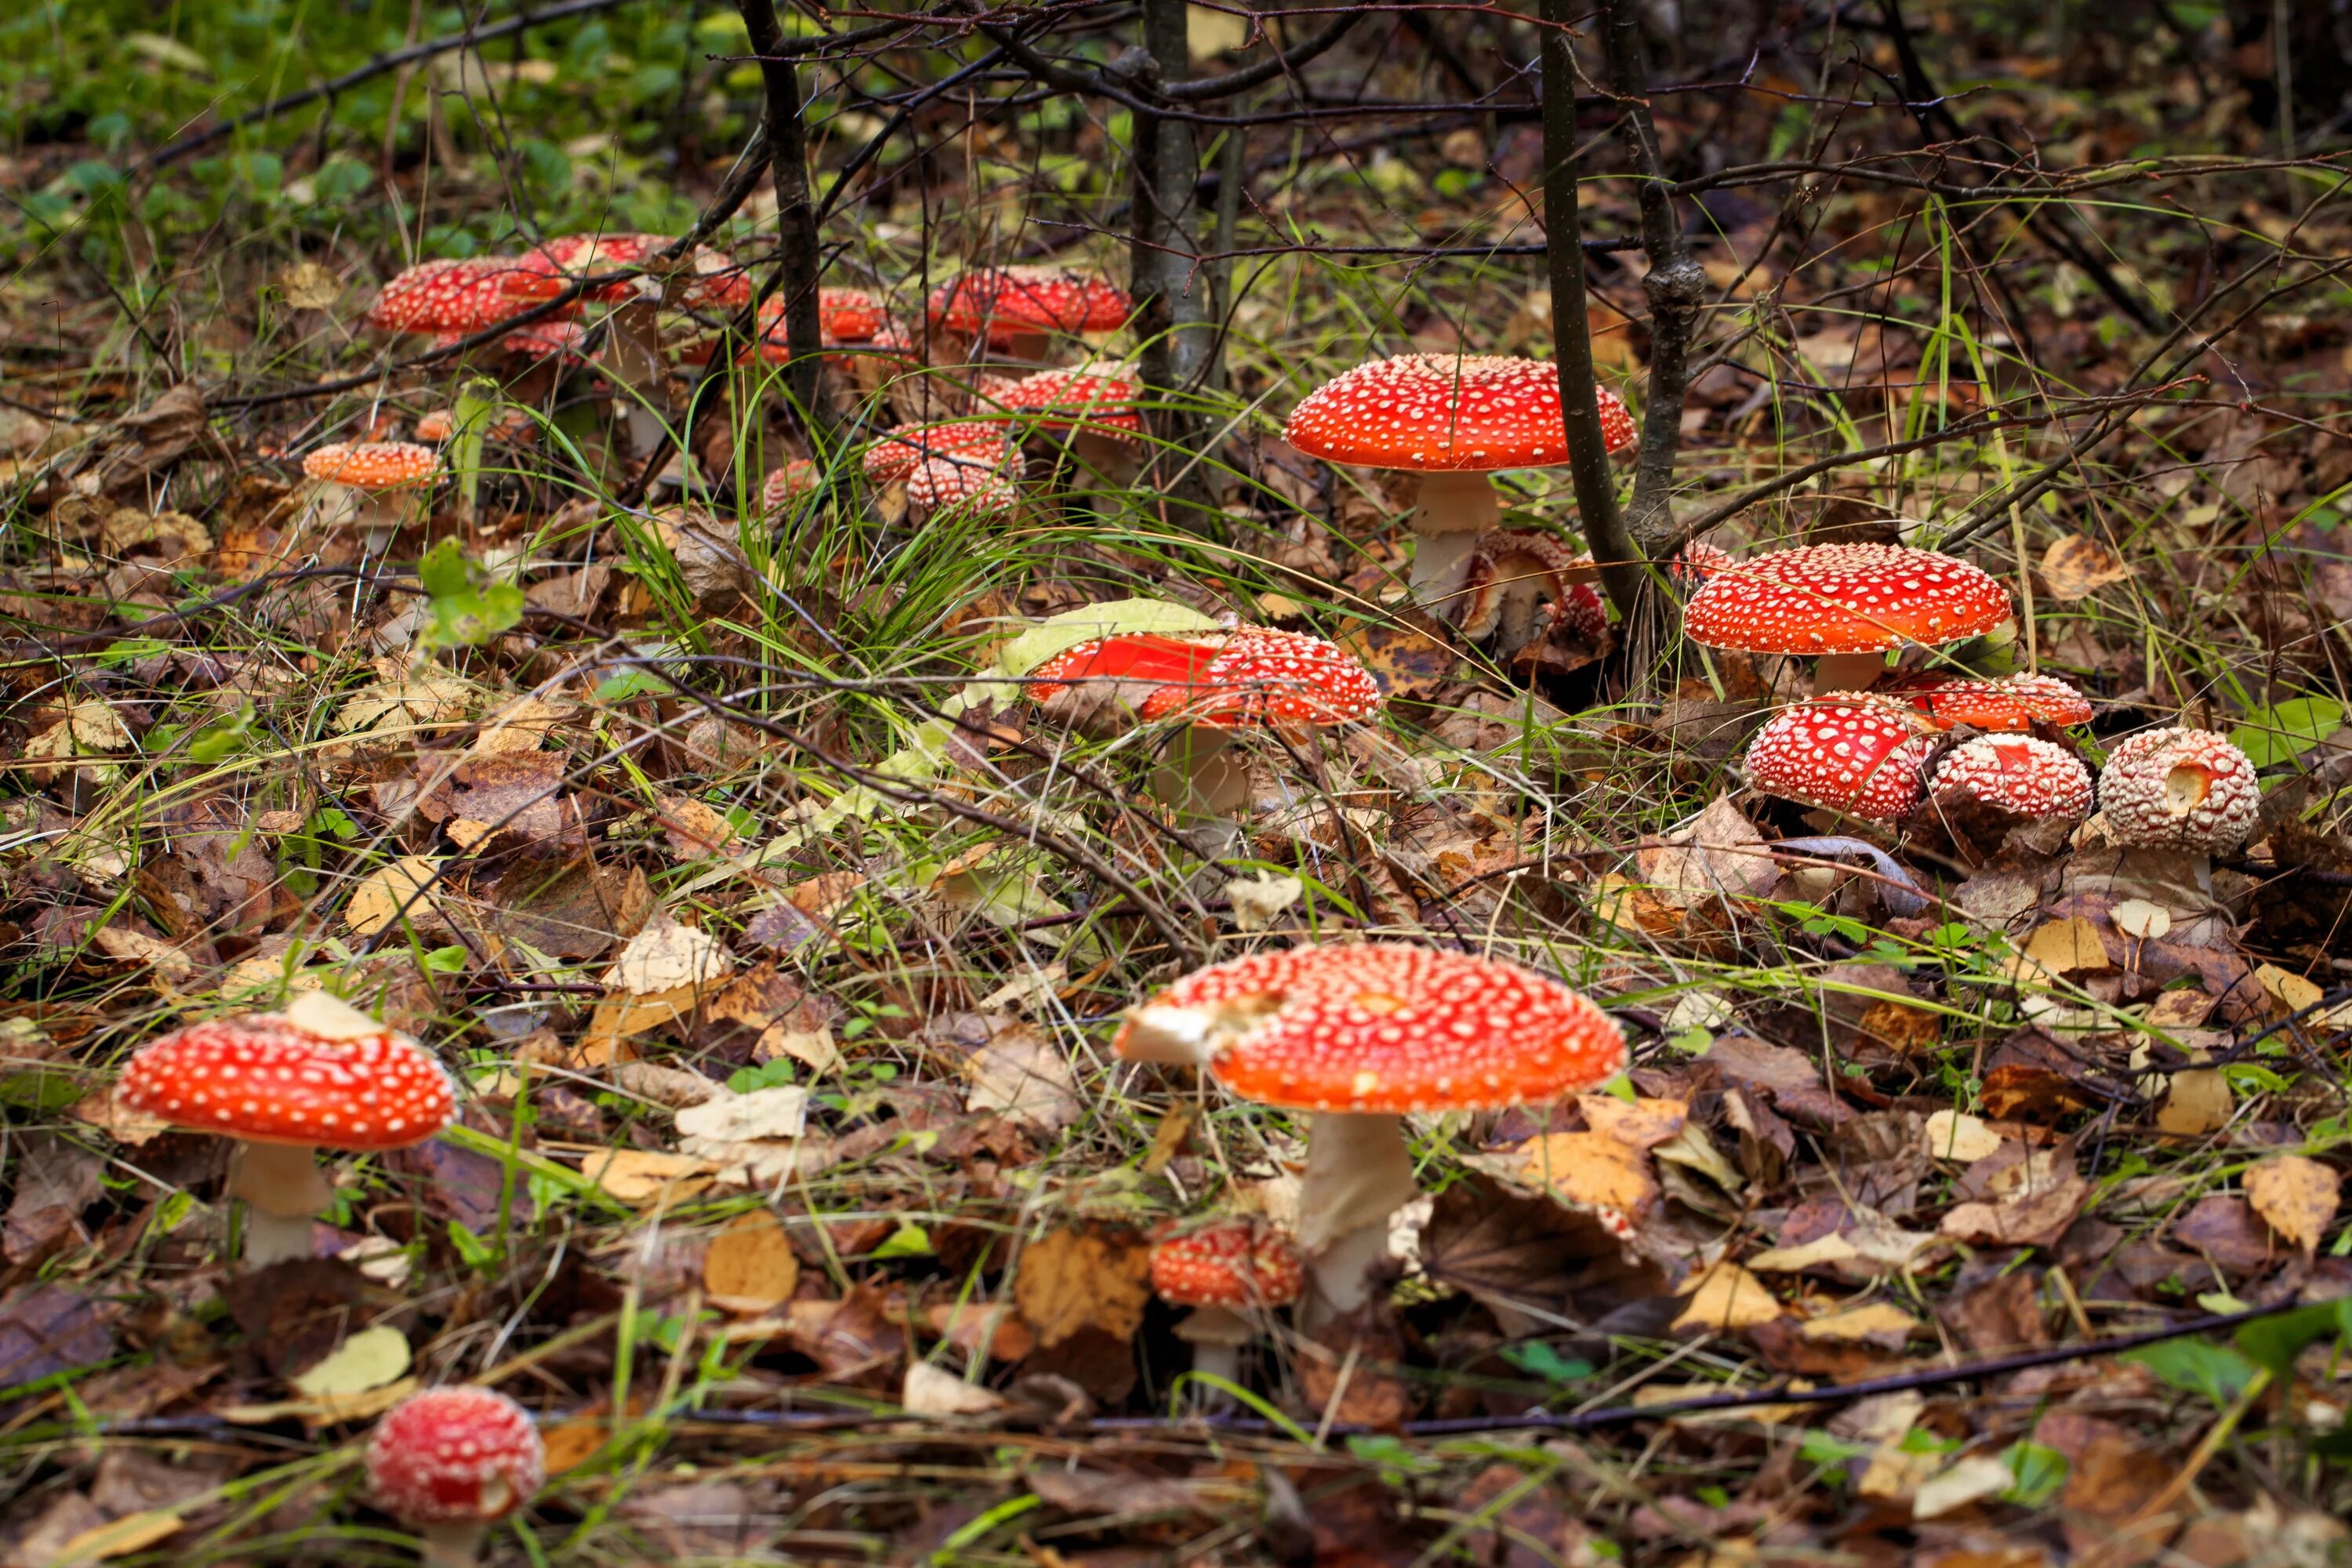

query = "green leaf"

[
  {"left": 418, "top": 539, "right": 526, "bottom": 650},
  {"left": 1499, "top": 1341, "right": 1592, "bottom": 1385},
  {"left": 2002, "top": 1441, "right": 2067, "bottom": 1506},
  {"left": 2230, "top": 697, "right": 2344, "bottom": 768},
  {"left": 2122, "top": 1338, "right": 2259, "bottom": 1406},
  {"left": 419, "top": 945, "right": 469, "bottom": 975},
  {"left": 2235, "top": 1299, "right": 2352, "bottom": 1380},
  {"left": 994, "top": 597, "right": 1221, "bottom": 677},
  {"left": 870, "top": 1221, "right": 933, "bottom": 1259}
]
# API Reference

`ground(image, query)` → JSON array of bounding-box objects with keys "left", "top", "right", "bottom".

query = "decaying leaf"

[
  {"left": 1014, "top": 1226, "right": 1152, "bottom": 1347},
  {"left": 2244, "top": 1155, "right": 2339, "bottom": 1254},
  {"left": 1671, "top": 1262, "right": 1783, "bottom": 1332},
  {"left": 964, "top": 1024, "right": 1082, "bottom": 1133}
]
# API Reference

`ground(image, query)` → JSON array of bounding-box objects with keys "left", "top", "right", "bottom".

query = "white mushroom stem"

[
  {"left": 1813, "top": 651, "right": 1888, "bottom": 696},
  {"left": 227, "top": 1140, "right": 331, "bottom": 1268},
  {"left": 604, "top": 299, "right": 670, "bottom": 456},
  {"left": 1175, "top": 1306, "right": 1250, "bottom": 1396},
  {"left": 1406, "top": 471, "right": 1502, "bottom": 609},
  {"left": 1073, "top": 430, "right": 1142, "bottom": 485},
  {"left": 1149, "top": 726, "right": 1252, "bottom": 862},
  {"left": 1294, "top": 1112, "right": 1419, "bottom": 1322},
  {"left": 308, "top": 481, "right": 415, "bottom": 541},
  {"left": 416, "top": 1521, "right": 490, "bottom": 1568},
  {"left": 994, "top": 329, "right": 1052, "bottom": 364}
]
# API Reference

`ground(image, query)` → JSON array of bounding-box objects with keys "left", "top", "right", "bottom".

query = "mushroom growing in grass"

[
  {"left": 1744, "top": 695, "right": 1940, "bottom": 823},
  {"left": 1033, "top": 628, "right": 1383, "bottom": 860},
  {"left": 760, "top": 459, "right": 821, "bottom": 519},
  {"left": 1458, "top": 530, "right": 1607, "bottom": 654},
  {"left": 905, "top": 452, "right": 1022, "bottom": 524},
  {"left": 1284, "top": 354, "right": 1635, "bottom": 610},
  {"left": 115, "top": 991, "right": 456, "bottom": 1267},
  {"left": 301, "top": 441, "right": 439, "bottom": 542},
  {"left": 1925, "top": 735, "right": 2094, "bottom": 848},
  {"left": 862, "top": 421, "right": 1021, "bottom": 492},
  {"left": 2097, "top": 728, "right": 2260, "bottom": 869},
  {"left": 1116, "top": 944, "right": 1627, "bottom": 1316},
  {"left": 366, "top": 1385, "right": 545, "bottom": 1568},
  {"left": 927, "top": 265, "right": 1134, "bottom": 362},
  {"left": 365, "top": 258, "right": 570, "bottom": 350},
  {"left": 1152, "top": 1220, "right": 1304, "bottom": 1393},
  {"left": 987, "top": 368, "right": 1144, "bottom": 480},
  {"left": 1682, "top": 543, "right": 2013, "bottom": 695},
  {"left": 1879, "top": 670, "right": 2094, "bottom": 731}
]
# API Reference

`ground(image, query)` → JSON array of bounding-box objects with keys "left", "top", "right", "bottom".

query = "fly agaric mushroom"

[
  {"left": 1744, "top": 695, "right": 1939, "bottom": 822},
  {"left": 1880, "top": 670, "right": 2094, "bottom": 731},
  {"left": 1284, "top": 354, "right": 1635, "bottom": 609},
  {"left": 905, "top": 452, "right": 1021, "bottom": 521},
  {"left": 115, "top": 991, "right": 456, "bottom": 1267},
  {"left": 1682, "top": 542, "right": 2013, "bottom": 696},
  {"left": 1458, "top": 530, "right": 1606, "bottom": 652},
  {"left": 1929, "top": 735, "right": 2093, "bottom": 820},
  {"left": 1151, "top": 1220, "right": 1304, "bottom": 1392},
  {"left": 927, "top": 265, "right": 1133, "bottom": 361},
  {"left": 301, "top": 441, "right": 438, "bottom": 540},
  {"left": 365, "top": 1385, "right": 545, "bottom": 1568},
  {"left": 760, "top": 459, "right": 821, "bottom": 517},
  {"left": 1116, "top": 944, "right": 1625, "bottom": 1315},
  {"left": 986, "top": 368, "right": 1145, "bottom": 476},
  {"left": 862, "top": 421, "right": 1019, "bottom": 489},
  {"left": 2097, "top": 728, "right": 2260, "bottom": 855},
  {"left": 1025, "top": 630, "right": 1221, "bottom": 734},
  {"left": 365, "top": 259, "right": 568, "bottom": 344}
]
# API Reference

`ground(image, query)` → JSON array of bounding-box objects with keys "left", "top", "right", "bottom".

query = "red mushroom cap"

[
  {"left": 1150, "top": 1221, "right": 1305, "bottom": 1309},
  {"left": 1283, "top": 354, "right": 1635, "bottom": 474},
  {"left": 988, "top": 368, "right": 1143, "bottom": 437},
  {"left": 1744, "top": 695, "right": 1938, "bottom": 821},
  {"left": 1137, "top": 629, "right": 1383, "bottom": 729},
  {"left": 502, "top": 319, "right": 593, "bottom": 365},
  {"left": 1929, "top": 735, "right": 2093, "bottom": 818},
  {"left": 511, "top": 234, "right": 747, "bottom": 308},
  {"left": 742, "top": 289, "right": 902, "bottom": 363},
  {"left": 414, "top": 410, "right": 454, "bottom": 444},
  {"left": 117, "top": 1005, "right": 455, "bottom": 1151},
  {"left": 1682, "top": 543, "right": 2012, "bottom": 656},
  {"left": 302, "top": 441, "right": 438, "bottom": 492},
  {"left": 1115, "top": 943, "right": 1627, "bottom": 1114},
  {"left": 927, "top": 266, "right": 1134, "bottom": 342},
  {"left": 906, "top": 454, "right": 1018, "bottom": 514},
  {"left": 863, "top": 421, "right": 1017, "bottom": 488},
  {"left": 2097, "top": 728, "right": 2261, "bottom": 852},
  {"left": 365, "top": 259, "right": 567, "bottom": 337},
  {"left": 1028, "top": 633, "right": 1220, "bottom": 706},
  {"left": 365, "top": 1386, "right": 545, "bottom": 1526},
  {"left": 1880, "top": 671, "right": 2094, "bottom": 731},
  {"left": 761, "top": 459, "right": 821, "bottom": 515}
]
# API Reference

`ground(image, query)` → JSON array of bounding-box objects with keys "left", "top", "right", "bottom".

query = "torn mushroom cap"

[
  {"left": 1744, "top": 695, "right": 1939, "bottom": 822},
  {"left": 365, "top": 259, "right": 568, "bottom": 337},
  {"left": 906, "top": 453, "right": 1019, "bottom": 515},
  {"left": 510, "top": 233, "right": 750, "bottom": 308},
  {"left": 1137, "top": 630, "right": 1384, "bottom": 729},
  {"left": 115, "top": 993, "right": 455, "bottom": 1150},
  {"left": 1682, "top": 543, "right": 2012, "bottom": 656},
  {"left": 1929, "top": 735, "right": 2093, "bottom": 818},
  {"left": 2097, "top": 727, "right": 2262, "bottom": 852},
  {"left": 1283, "top": 354, "right": 1635, "bottom": 472},
  {"left": 862, "top": 421, "right": 1017, "bottom": 488},
  {"left": 302, "top": 441, "right": 439, "bottom": 493},
  {"left": 365, "top": 1386, "right": 546, "bottom": 1526},
  {"left": 1151, "top": 1221, "right": 1306, "bottom": 1310},
  {"left": 927, "top": 266, "right": 1134, "bottom": 339},
  {"left": 1880, "top": 670, "right": 2094, "bottom": 731},
  {"left": 1114, "top": 943, "right": 1627, "bottom": 1115},
  {"left": 988, "top": 368, "right": 1145, "bottom": 445},
  {"left": 1458, "top": 530, "right": 1606, "bottom": 641},
  {"left": 760, "top": 460, "right": 821, "bottom": 515}
]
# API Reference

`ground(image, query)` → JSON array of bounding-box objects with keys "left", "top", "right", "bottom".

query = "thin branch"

[
  {"left": 735, "top": 0, "right": 828, "bottom": 423},
  {"left": 1163, "top": 9, "right": 1360, "bottom": 100}
]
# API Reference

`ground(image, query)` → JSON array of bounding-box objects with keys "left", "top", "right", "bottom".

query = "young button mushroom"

[
  {"left": 365, "top": 1385, "right": 545, "bottom": 1568},
  {"left": 2097, "top": 728, "right": 2260, "bottom": 863},
  {"left": 115, "top": 991, "right": 455, "bottom": 1267},
  {"left": 300, "top": 441, "right": 439, "bottom": 542},
  {"left": 1682, "top": 543, "right": 2013, "bottom": 696},
  {"left": 1926, "top": 735, "right": 2094, "bottom": 848},
  {"left": 1744, "top": 695, "right": 1940, "bottom": 823},
  {"left": 1116, "top": 944, "right": 1626, "bottom": 1317},
  {"left": 1284, "top": 354, "right": 1635, "bottom": 610},
  {"left": 760, "top": 459, "right": 821, "bottom": 519},
  {"left": 1879, "top": 670, "right": 2094, "bottom": 731},
  {"left": 927, "top": 265, "right": 1134, "bottom": 362},
  {"left": 904, "top": 452, "right": 1022, "bottom": 523},
  {"left": 1151, "top": 1219, "right": 1304, "bottom": 1392}
]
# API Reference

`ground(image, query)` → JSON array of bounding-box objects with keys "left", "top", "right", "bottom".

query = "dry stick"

[
  {"left": 734, "top": 0, "right": 828, "bottom": 429},
  {"left": 1538, "top": 0, "right": 1636, "bottom": 621},
  {"left": 1597, "top": 0, "right": 1703, "bottom": 565}
]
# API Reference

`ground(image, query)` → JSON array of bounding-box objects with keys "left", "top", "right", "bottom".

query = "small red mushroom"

[
  {"left": 862, "top": 421, "right": 1018, "bottom": 489},
  {"left": 904, "top": 452, "right": 1021, "bottom": 520},
  {"left": 983, "top": 368, "right": 1145, "bottom": 474},
  {"left": 927, "top": 265, "right": 1133, "bottom": 359},
  {"left": 1744, "top": 695, "right": 1939, "bottom": 822},
  {"left": 1284, "top": 354, "right": 1635, "bottom": 609},
  {"left": 300, "top": 441, "right": 439, "bottom": 538},
  {"left": 114, "top": 992, "right": 455, "bottom": 1267},
  {"left": 2096, "top": 728, "right": 2260, "bottom": 856},
  {"left": 1928, "top": 735, "right": 2093, "bottom": 820},
  {"left": 365, "top": 1385, "right": 545, "bottom": 1568},
  {"left": 365, "top": 259, "right": 569, "bottom": 341},
  {"left": 760, "top": 459, "right": 822, "bottom": 517},
  {"left": 1682, "top": 543, "right": 2013, "bottom": 695},
  {"left": 1117, "top": 944, "right": 1624, "bottom": 1316},
  {"left": 1151, "top": 1220, "right": 1304, "bottom": 1392}
]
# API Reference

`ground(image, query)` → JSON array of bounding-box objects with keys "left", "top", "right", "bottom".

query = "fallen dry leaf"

[
  {"left": 702, "top": 1211, "right": 800, "bottom": 1313},
  {"left": 2038, "top": 532, "right": 2132, "bottom": 599},
  {"left": 2244, "top": 1155, "right": 2339, "bottom": 1254},
  {"left": 1671, "top": 1262, "right": 1783, "bottom": 1332},
  {"left": 1014, "top": 1226, "right": 1152, "bottom": 1348}
]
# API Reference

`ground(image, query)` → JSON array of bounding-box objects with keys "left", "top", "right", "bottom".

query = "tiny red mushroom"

[
  {"left": 115, "top": 992, "right": 456, "bottom": 1268},
  {"left": 1116, "top": 944, "right": 1626, "bottom": 1315},
  {"left": 927, "top": 265, "right": 1133, "bottom": 360},
  {"left": 1744, "top": 695, "right": 1939, "bottom": 822},
  {"left": 904, "top": 452, "right": 1021, "bottom": 521},
  {"left": 1927, "top": 735, "right": 2093, "bottom": 821},
  {"left": 1879, "top": 670, "right": 2095, "bottom": 731},
  {"left": 1285, "top": 354, "right": 1635, "bottom": 609},
  {"left": 301, "top": 441, "right": 438, "bottom": 539},
  {"left": 760, "top": 459, "right": 822, "bottom": 518},
  {"left": 1682, "top": 543, "right": 2013, "bottom": 695},
  {"left": 862, "top": 421, "right": 1018, "bottom": 490},
  {"left": 1152, "top": 1220, "right": 1304, "bottom": 1392},
  {"left": 2096, "top": 728, "right": 2260, "bottom": 856},
  {"left": 365, "top": 1385, "right": 545, "bottom": 1568}
]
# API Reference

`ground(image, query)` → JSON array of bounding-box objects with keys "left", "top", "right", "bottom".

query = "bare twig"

[{"left": 734, "top": 0, "right": 828, "bottom": 426}]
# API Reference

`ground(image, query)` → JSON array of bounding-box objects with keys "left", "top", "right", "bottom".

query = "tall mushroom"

[
  {"left": 927, "top": 265, "right": 1134, "bottom": 363},
  {"left": 1682, "top": 543, "right": 2013, "bottom": 696},
  {"left": 366, "top": 1385, "right": 545, "bottom": 1568},
  {"left": 1283, "top": 354, "right": 1635, "bottom": 610},
  {"left": 2096, "top": 728, "right": 2260, "bottom": 878},
  {"left": 1150, "top": 1219, "right": 1304, "bottom": 1393},
  {"left": 1116, "top": 944, "right": 1626, "bottom": 1316},
  {"left": 115, "top": 991, "right": 456, "bottom": 1267},
  {"left": 1743, "top": 695, "right": 1940, "bottom": 823},
  {"left": 300, "top": 441, "right": 439, "bottom": 542}
]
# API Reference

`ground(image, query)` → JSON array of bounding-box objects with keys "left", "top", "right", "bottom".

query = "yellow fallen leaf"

[
  {"left": 1513, "top": 1131, "right": 1657, "bottom": 1216},
  {"left": 2023, "top": 916, "right": 2108, "bottom": 975},
  {"left": 217, "top": 1376, "right": 419, "bottom": 1427},
  {"left": 1577, "top": 1093, "right": 1688, "bottom": 1150},
  {"left": 2111, "top": 899, "right": 2172, "bottom": 940},
  {"left": 1744, "top": 1232, "right": 1857, "bottom": 1273},
  {"left": 291, "top": 1323, "right": 412, "bottom": 1397},
  {"left": 1922, "top": 1109, "right": 2003, "bottom": 1163},
  {"left": 608, "top": 916, "right": 732, "bottom": 994},
  {"left": 1801, "top": 1301, "right": 1922, "bottom": 1345},
  {"left": 2157, "top": 1066, "right": 2234, "bottom": 1136},
  {"left": 1671, "top": 1261, "right": 1783, "bottom": 1332},
  {"left": 2038, "top": 533, "right": 2132, "bottom": 600},
  {"left": 56, "top": 1508, "right": 186, "bottom": 1563},
  {"left": 344, "top": 855, "right": 448, "bottom": 937},
  {"left": 703, "top": 1211, "right": 800, "bottom": 1313},
  {"left": 2245, "top": 1155, "right": 2340, "bottom": 1254},
  {"left": 583, "top": 1149, "right": 716, "bottom": 1203},
  {"left": 1014, "top": 1226, "right": 1152, "bottom": 1348},
  {"left": 2254, "top": 963, "right": 2327, "bottom": 1016}
]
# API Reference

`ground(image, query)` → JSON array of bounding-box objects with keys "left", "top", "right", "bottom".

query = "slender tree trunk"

[
  {"left": 1540, "top": 0, "right": 1639, "bottom": 619},
  {"left": 735, "top": 0, "right": 828, "bottom": 427},
  {"left": 1132, "top": 0, "right": 1211, "bottom": 489}
]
